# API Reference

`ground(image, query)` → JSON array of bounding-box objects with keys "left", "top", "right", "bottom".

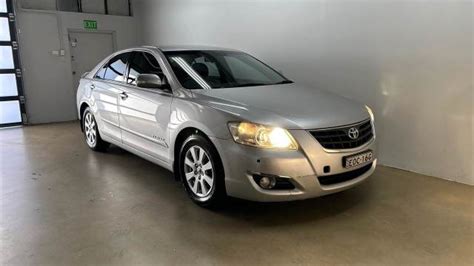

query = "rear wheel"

[
  {"left": 179, "top": 134, "right": 226, "bottom": 208},
  {"left": 82, "top": 107, "right": 109, "bottom": 152}
]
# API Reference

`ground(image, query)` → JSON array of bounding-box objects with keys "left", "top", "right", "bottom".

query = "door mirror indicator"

[{"left": 137, "top": 74, "right": 169, "bottom": 91}]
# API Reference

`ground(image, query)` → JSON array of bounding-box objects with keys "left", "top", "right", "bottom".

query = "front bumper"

[{"left": 210, "top": 129, "right": 376, "bottom": 202}]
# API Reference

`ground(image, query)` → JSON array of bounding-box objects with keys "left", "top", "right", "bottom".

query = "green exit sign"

[{"left": 83, "top": 20, "right": 97, "bottom": 30}]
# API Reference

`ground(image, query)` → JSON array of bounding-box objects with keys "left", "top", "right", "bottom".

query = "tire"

[
  {"left": 178, "top": 134, "right": 226, "bottom": 208},
  {"left": 82, "top": 107, "right": 109, "bottom": 152}
]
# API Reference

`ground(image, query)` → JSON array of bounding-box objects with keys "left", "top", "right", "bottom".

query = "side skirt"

[{"left": 101, "top": 134, "right": 174, "bottom": 173}]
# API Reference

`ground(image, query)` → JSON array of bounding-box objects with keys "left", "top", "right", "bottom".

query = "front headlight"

[
  {"left": 365, "top": 105, "right": 375, "bottom": 121},
  {"left": 227, "top": 122, "right": 298, "bottom": 150}
]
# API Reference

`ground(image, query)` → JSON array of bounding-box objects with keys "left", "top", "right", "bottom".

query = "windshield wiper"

[
  {"left": 273, "top": 80, "right": 293, "bottom": 85},
  {"left": 234, "top": 83, "right": 267, "bottom": 87},
  {"left": 233, "top": 80, "right": 293, "bottom": 87}
]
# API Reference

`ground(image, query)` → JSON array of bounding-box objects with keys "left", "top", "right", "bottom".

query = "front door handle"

[
  {"left": 90, "top": 84, "right": 95, "bottom": 90},
  {"left": 120, "top": 92, "right": 128, "bottom": 100}
]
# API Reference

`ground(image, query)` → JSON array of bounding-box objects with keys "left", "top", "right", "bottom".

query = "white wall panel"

[
  {"left": 15, "top": 11, "right": 75, "bottom": 123},
  {"left": 134, "top": 0, "right": 473, "bottom": 184}
]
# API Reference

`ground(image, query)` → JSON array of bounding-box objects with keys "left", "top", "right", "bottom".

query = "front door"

[{"left": 119, "top": 52, "right": 172, "bottom": 163}]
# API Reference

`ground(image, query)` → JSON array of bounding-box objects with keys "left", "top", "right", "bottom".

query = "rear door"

[
  {"left": 118, "top": 51, "right": 173, "bottom": 163},
  {"left": 91, "top": 52, "right": 131, "bottom": 141}
]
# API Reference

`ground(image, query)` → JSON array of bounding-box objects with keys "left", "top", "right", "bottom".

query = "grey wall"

[
  {"left": 81, "top": 0, "right": 105, "bottom": 14},
  {"left": 134, "top": 0, "right": 473, "bottom": 185},
  {"left": 16, "top": 6, "right": 139, "bottom": 123},
  {"left": 20, "top": 0, "right": 56, "bottom": 10},
  {"left": 108, "top": 0, "right": 131, "bottom": 16}
]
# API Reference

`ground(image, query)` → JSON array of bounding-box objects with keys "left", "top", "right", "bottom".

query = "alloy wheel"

[
  {"left": 84, "top": 112, "right": 97, "bottom": 147},
  {"left": 184, "top": 145, "right": 214, "bottom": 198}
]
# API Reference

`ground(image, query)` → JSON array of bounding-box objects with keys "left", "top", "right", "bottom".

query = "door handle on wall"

[{"left": 120, "top": 92, "right": 128, "bottom": 100}]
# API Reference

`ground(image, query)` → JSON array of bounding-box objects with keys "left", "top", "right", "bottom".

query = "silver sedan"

[{"left": 76, "top": 45, "right": 376, "bottom": 207}]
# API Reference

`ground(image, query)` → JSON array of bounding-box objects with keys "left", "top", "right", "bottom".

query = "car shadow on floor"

[
  {"left": 104, "top": 144, "right": 372, "bottom": 226},
  {"left": 215, "top": 185, "right": 370, "bottom": 226}
]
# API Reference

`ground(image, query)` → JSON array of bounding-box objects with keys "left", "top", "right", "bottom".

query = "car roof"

[{"left": 141, "top": 45, "right": 241, "bottom": 52}]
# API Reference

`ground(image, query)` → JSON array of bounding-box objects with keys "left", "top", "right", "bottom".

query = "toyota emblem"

[{"left": 348, "top": 127, "right": 359, "bottom": 140}]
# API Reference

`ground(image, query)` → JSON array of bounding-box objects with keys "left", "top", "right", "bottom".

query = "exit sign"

[{"left": 83, "top": 20, "right": 97, "bottom": 30}]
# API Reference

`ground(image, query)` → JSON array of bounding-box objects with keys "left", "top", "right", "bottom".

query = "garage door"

[{"left": 0, "top": 0, "right": 25, "bottom": 127}]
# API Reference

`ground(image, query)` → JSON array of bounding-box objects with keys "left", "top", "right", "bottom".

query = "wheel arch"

[
  {"left": 172, "top": 127, "right": 221, "bottom": 181},
  {"left": 79, "top": 102, "right": 90, "bottom": 132}
]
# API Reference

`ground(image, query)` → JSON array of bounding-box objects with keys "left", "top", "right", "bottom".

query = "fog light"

[
  {"left": 253, "top": 174, "right": 295, "bottom": 190},
  {"left": 258, "top": 176, "right": 276, "bottom": 189}
]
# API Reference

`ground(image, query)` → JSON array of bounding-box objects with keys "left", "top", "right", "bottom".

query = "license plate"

[{"left": 343, "top": 150, "right": 373, "bottom": 169}]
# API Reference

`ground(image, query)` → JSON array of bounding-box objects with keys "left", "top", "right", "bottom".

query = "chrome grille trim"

[{"left": 309, "top": 119, "right": 374, "bottom": 150}]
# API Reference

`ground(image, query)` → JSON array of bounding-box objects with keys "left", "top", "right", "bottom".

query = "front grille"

[
  {"left": 309, "top": 119, "right": 373, "bottom": 149},
  {"left": 318, "top": 162, "right": 373, "bottom": 185}
]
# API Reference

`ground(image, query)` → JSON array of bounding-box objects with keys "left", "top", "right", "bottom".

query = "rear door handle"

[
  {"left": 90, "top": 84, "right": 95, "bottom": 90},
  {"left": 120, "top": 91, "right": 128, "bottom": 100}
]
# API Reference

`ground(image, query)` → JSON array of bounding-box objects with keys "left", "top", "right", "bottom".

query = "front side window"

[
  {"left": 101, "top": 53, "right": 130, "bottom": 82},
  {"left": 127, "top": 52, "right": 163, "bottom": 85},
  {"left": 164, "top": 50, "right": 291, "bottom": 89}
]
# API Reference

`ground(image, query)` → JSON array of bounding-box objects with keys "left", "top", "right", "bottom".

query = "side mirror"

[{"left": 136, "top": 74, "right": 169, "bottom": 90}]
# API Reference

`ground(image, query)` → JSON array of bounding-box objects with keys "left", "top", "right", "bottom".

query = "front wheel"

[
  {"left": 82, "top": 107, "right": 109, "bottom": 152},
  {"left": 179, "top": 134, "right": 226, "bottom": 208}
]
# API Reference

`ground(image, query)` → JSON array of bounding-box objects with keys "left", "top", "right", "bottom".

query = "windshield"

[{"left": 163, "top": 50, "right": 292, "bottom": 89}]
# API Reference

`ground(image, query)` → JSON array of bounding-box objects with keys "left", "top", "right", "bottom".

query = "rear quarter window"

[
  {"left": 95, "top": 65, "right": 107, "bottom": 79},
  {"left": 104, "top": 54, "right": 129, "bottom": 82}
]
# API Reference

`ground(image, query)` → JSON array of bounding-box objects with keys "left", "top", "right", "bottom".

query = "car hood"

[{"left": 192, "top": 83, "right": 370, "bottom": 129}]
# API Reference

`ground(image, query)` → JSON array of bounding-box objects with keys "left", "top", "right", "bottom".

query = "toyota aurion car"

[{"left": 76, "top": 45, "right": 376, "bottom": 207}]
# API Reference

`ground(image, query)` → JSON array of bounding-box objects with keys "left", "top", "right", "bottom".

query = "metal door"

[{"left": 68, "top": 31, "right": 115, "bottom": 91}]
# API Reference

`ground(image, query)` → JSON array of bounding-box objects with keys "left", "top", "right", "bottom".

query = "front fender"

[{"left": 168, "top": 97, "right": 238, "bottom": 164}]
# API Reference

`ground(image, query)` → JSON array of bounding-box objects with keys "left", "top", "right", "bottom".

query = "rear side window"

[
  {"left": 98, "top": 53, "right": 130, "bottom": 82},
  {"left": 127, "top": 52, "right": 163, "bottom": 85}
]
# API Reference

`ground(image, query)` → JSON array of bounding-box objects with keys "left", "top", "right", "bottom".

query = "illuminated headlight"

[
  {"left": 228, "top": 122, "right": 298, "bottom": 150},
  {"left": 365, "top": 105, "right": 375, "bottom": 121}
]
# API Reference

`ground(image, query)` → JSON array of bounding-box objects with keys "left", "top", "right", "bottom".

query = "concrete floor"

[{"left": 1, "top": 122, "right": 473, "bottom": 265}]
